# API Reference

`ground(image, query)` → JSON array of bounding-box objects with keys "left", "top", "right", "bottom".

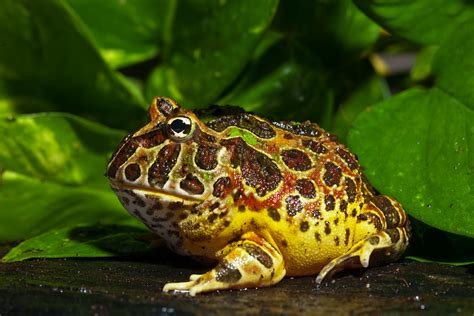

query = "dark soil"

[{"left": 0, "top": 248, "right": 472, "bottom": 315}]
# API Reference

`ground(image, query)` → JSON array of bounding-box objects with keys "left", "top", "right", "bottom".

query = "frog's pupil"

[{"left": 170, "top": 119, "right": 190, "bottom": 134}]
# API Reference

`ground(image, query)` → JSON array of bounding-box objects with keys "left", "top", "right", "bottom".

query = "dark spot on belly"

[
  {"left": 315, "top": 232, "right": 321, "bottom": 242},
  {"left": 133, "top": 197, "right": 146, "bottom": 207},
  {"left": 243, "top": 243, "right": 273, "bottom": 268},
  {"left": 325, "top": 195, "right": 335, "bottom": 211},
  {"left": 345, "top": 177, "right": 357, "bottom": 203},
  {"left": 180, "top": 174, "right": 205, "bottom": 195},
  {"left": 324, "top": 221, "right": 331, "bottom": 235},
  {"left": 334, "top": 236, "right": 340, "bottom": 246},
  {"left": 357, "top": 214, "right": 368, "bottom": 221},
  {"left": 222, "top": 138, "right": 282, "bottom": 196},
  {"left": 148, "top": 144, "right": 181, "bottom": 187},
  {"left": 215, "top": 260, "right": 242, "bottom": 283},
  {"left": 334, "top": 218, "right": 339, "bottom": 226},
  {"left": 281, "top": 149, "right": 312, "bottom": 171},
  {"left": 281, "top": 240, "right": 288, "bottom": 247},
  {"left": 267, "top": 207, "right": 280, "bottom": 221},
  {"left": 336, "top": 147, "right": 358, "bottom": 170},
  {"left": 340, "top": 200, "right": 348, "bottom": 213},
  {"left": 302, "top": 140, "right": 327, "bottom": 154},
  {"left": 296, "top": 179, "right": 316, "bottom": 198},
  {"left": 351, "top": 209, "right": 357, "bottom": 217},
  {"left": 345, "top": 228, "right": 350, "bottom": 245},
  {"left": 286, "top": 195, "right": 303, "bottom": 217},
  {"left": 323, "top": 162, "right": 342, "bottom": 187},
  {"left": 213, "top": 177, "right": 232, "bottom": 198},
  {"left": 168, "top": 201, "right": 183, "bottom": 210},
  {"left": 238, "top": 205, "right": 246, "bottom": 212},
  {"left": 195, "top": 145, "right": 219, "bottom": 170},
  {"left": 207, "top": 213, "right": 218, "bottom": 223},
  {"left": 300, "top": 221, "right": 309, "bottom": 232}
]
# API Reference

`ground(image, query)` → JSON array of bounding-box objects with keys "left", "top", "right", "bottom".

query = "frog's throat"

[{"left": 109, "top": 181, "right": 205, "bottom": 203}]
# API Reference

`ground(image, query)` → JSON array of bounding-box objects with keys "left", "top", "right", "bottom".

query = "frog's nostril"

[{"left": 125, "top": 163, "right": 141, "bottom": 181}]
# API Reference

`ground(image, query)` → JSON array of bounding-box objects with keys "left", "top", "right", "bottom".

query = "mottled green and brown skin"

[{"left": 107, "top": 97, "right": 410, "bottom": 295}]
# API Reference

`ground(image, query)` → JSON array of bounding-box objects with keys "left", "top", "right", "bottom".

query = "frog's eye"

[{"left": 167, "top": 116, "right": 195, "bottom": 141}]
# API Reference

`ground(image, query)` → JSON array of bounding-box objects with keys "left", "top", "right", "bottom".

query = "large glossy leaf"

[
  {"left": 0, "top": 113, "right": 134, "bottom": 241},
  {"left": 348, "top": 88, "right": 474, "bottom": 237},
  {"left": 65, "top": 0, "right": 173, "bottom": 68},
  {"left": 0, "top": 0, "right": 146, "bottom": 129},
  {"left": 1, "top": 225, "right": 153, "bottom": 263},
  {"left": 146, "top": 0, "right": 279, "bottom": 107},
  {"left": 274, "top": 0, "right": 379, "bottom": 65},
  {"left": 432, "top": 19, "right": 474, "bottom": 111},
  {"left": 354, "top": 0, "right": 474, "bottom": 45}
]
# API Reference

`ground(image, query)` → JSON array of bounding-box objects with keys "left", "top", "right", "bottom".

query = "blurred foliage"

[{"left": 0, "top": 0, "right": 472, "bottom": 264}]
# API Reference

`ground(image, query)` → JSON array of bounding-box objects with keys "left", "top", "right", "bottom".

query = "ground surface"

[{"left": 0, "top": 247, "right": 472, "bottom": 316}]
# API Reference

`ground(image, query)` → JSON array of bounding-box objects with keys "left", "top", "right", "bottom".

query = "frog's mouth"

[{"left": 109, "top": 180, "right": 205, "bottom": 203}]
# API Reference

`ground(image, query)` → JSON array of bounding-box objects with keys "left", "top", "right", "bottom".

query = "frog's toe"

[
  {"left": 163, "top": 280, "right": 197, "bottom": 293},
  {"left": 189, "top": 274, "right": 203, "bottom": 281}
]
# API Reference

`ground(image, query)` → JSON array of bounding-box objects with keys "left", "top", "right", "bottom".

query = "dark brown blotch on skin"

[
  {"left": 148, "top": 144, "right": 181, "bottom": 187},
  {"left": 243, "top": 243, "right": 273, "bottom": 268},
  {"left": 272, "top": 120, "right": 322, "bottom": 137},
  {"left": 323, "top": 162, "right": 342, "bottom": 187},
  {"left": 208, "top": 114, "right": 276, "bottom": 138},
  {"left": 357, "top": 214, "right": 368, "bottom": 221},
  {"left": 222, "top": 138, "right": 282, "bottom": 197},
  {"left": 133, "top": 197, "right": 146, "bottom": 208},
  {"left": 238, "top": 205, "right": 246, "bottom": 212},
  {"left": 267, "top": 207, "right": 280, "bottom": 221},
  {"left": 124, "top": 163, "right": 141, "bottom": 181},
  {"left": 168, "top": 201, "right": 183, "bottom": 211},
  {"left": 281, "top": 240, "right": 288, "bottom": 247},
  {"left": 180, "top": 174, "right": 205, "bottom": 195},
  {"left": 334, "top": 236, "right": 340, "bottom": 246},
  {"left": 387, "top": 228, "right": 400, "bottom": 243},
  {"left": 302, "top": 140, "right": 327, "bottom": 154},
  {"left": 195, "top": 145, "right": 219, "bottom": 170},
  {"left": 325, "top": 195, "right": 335, "bottom": 211},
  {"left": 311, "top": 209, "right": 321, "bottom": 219},
  {"left": 296, "top": 179, "right": 316, "bottom": 198},
  {"left": 215, "top": 260, "right": 242, "bottom": 283},
  {"left": 340, "top": 200, "right": 348, "bottom": 213},
  {"left": 286, "top": 195, "right": 303, "bottom": 217},
  {"left": 300, "top": 221, "right": 309, "bottom": 232},
  {"left": 107, "top": 134, "right": 138, "bottom": 178},
  {"left": 371, "top": 196, "right": 400, "bottom": 229},
  {"left": 345, "top": 177, "right": 357, "bottom": 203},
  {"left": 281, "top": 149, "right": 312, "bottom": 171},
  {"left": 336, "top": 147, "right": 358, "bottom": 170},
  {"left": 213, "top": 177, "right": 232, "bottom": 198},
  {"left": 345, "top": 228, "right": 350, "bottom": 245},
  {"left": 369, "top": 213, "right": 384, "bottom": 231}
]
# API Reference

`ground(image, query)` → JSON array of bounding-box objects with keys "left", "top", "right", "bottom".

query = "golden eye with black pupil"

[{"left": 167, "top": 116, "right": 195, "bottom": 142}]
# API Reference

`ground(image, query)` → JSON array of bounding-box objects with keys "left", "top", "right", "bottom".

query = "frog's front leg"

[{"left": 163, "top": 232, "right": 286, "bottom": 296}]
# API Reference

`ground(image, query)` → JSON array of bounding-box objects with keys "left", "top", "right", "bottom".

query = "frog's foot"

[
  {"left": 316, "top": 227, "right": 409, "bottom": 284},
  {"left": 163, "top": 232, "right": 286, "bottom": 296}
]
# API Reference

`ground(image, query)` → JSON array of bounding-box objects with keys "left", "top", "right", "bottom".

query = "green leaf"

[
  {"left": 0, "top": 113, "right": 134, "bottom": 240},
  {"left": 65, "top": 0, "right": 174, "bottom": 68},
  {"left": 331, "top": 75, "right": 388, "bottom": 143},
  {"left": 146, "top": 0, "right": 279, "bottom": 107},
  {"left": 432, "top": 18, "right": 474, "bottom": 111},
  {"left": 348, "top": 88, "right": 474, "bottom": 237},
  {"left": 354, "top": 0, "right": 474, "bottom": 45},
  {"left": 410, "top": 46, "right": 438, "bottom": 83},
  {"left": 274, "top": 0, "right": 379, "bottom": 65},
  {"left": 1, "top": 224, "right": 153, "bottom": 263},
  {"left": 0, "top": 0, "right": 146, "bottom": 129}
]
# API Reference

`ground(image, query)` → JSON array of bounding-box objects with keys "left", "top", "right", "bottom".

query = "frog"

[{"left": 106, "top": 96, "right": 411, "bottom": 296}]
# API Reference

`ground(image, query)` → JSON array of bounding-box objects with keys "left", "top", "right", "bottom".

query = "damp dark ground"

[{"left": 0, "top": 246, "right": 473, "bottom": 316}]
